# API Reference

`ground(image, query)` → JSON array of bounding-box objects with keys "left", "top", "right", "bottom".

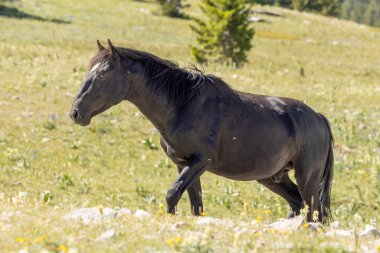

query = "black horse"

[{"left": 70, "top": 40, "right": 334, "bottom": 223}]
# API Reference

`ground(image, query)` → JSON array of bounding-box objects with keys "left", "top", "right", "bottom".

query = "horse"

[{"left": 70, "top": 40, "right": 334, "bottom": 223}]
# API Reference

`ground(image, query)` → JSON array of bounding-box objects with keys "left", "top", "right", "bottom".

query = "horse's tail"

[{"left": 319, "top": 113, "right": 334, "bottom": 223}]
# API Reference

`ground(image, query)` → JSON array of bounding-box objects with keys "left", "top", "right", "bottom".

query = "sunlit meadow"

[{"left": 0, "top": 0, "right": 379, "bottom": 252}]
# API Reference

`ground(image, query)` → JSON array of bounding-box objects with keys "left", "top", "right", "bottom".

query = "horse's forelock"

[{"left": 88, "top": 49, "right": 111, "bottom": 72}]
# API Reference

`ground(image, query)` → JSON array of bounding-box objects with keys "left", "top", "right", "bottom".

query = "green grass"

[{"left": 0, "top": 0, "right": 379, "bottom": 252}]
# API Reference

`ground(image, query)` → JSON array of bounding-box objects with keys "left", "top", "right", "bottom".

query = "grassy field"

[{"left": 0, "top": 0, "right": 379, "bottom": 252}]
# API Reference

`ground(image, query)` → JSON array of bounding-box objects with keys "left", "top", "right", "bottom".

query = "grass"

[{"left": 0, "top": 0, "right": 379, "bottom": 252}]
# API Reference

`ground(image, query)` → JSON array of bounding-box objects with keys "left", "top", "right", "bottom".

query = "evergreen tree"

[
  {"left": 190, "top": 0, "right": 254, "bottom": 67},
  {"left": 156, "top": 0, "right": 183, "bottom": 17},
  {"left": 275, "top": 0, "right": 293, "bottom": 7},
  {"left": 364, "top": 0, "right": 380, "bottom": 26},
  {"left": 292, "top": 0, "right": 309, "bottom": 11},
  {"left": 351, "top": 0, "right": 369, "bottom": 23},
  {"left": 340, "top": 0, "right": 354, "bottom": 20},
  {"left": 315, "top": 0, "right": 342, "bottom": 16}
]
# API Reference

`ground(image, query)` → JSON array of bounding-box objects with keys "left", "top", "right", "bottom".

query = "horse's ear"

[
  {"left": 108, "top": 39, "right": 120, "bottom": 60},
  {"left": 97, "top": 40, "right": 105, "bottom": 51}
]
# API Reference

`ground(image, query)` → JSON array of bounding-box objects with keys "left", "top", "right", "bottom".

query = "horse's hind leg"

[
  {"left": 293, "top": 156, "right": 326, "bottom": 222},
  {"left": 258, "top": 173, "right": 302, "bottom": 218}
]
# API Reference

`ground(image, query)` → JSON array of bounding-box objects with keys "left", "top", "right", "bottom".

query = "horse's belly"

[
  {"left": 208, "top": 141, "right": 295, "bottom": 181},
  {"left": 207, "top": 162, "right": 277, "bottom": 181}
]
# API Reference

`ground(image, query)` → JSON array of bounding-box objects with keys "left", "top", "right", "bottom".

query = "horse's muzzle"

[{"left": 70, "top": 107, "right": 91, "bottom": 126}]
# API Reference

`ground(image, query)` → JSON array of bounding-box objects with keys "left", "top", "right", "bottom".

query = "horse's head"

[{"left": 70, "top": 40, "right": 138, "bottom": 126}]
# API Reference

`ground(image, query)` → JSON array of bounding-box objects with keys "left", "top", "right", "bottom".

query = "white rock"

[
  {"left": 330, "top": 221, "right": 340, "bottom": 229},
  {"left": 174, "top": 222, "right": 188, "bottom": 229},
  {"left": 95, "top": 229, "right": 115, "bottom": 241},
  {"left": 102, "top": 208, "right": 117, "bottom": 218},
  {"left": 306, "top": 222, "right": 324, "bottom": 232},
  {"left": 267, "top": 215, "right": 304, "bottom": 232},
  {"left": 325, "top": 229, "right": 353, "bottom": 237},
  {"left": 360, "top": 224, "right": 380, "bottom": 238},
  {"left": 273, "top": 242, "right": 293, "bottom": 249},
  {"left": 18, "top": 192, "right": 28, "bottom": 199},
  {"left": 134, "top": 210, "right": 151, "bottom": 220},
  {"left": 68, "top": 248, "right": 79, "bottom": 253},
  {"left": 196, "top": 217, "right": 223, "bottom": 225},
  {"left": 116, "top": 208, "right": 132, "bottom": 217},
  {"left": 63, "top": 208, "right": 102, "bottom": 223},
  {"left": 63, "top": 207, "right": 120, "bottom": 223},
  {"left": 19, "top": 248, "right": 29, "bottom": 253}
]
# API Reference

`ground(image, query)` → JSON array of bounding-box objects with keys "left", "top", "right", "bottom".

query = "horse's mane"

[{"left": 88, "top": 47, "right": 231, "bottom": 108}]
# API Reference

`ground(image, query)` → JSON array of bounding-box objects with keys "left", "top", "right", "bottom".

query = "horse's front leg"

[
  {"left": 178, "top": 165, "right": 203, "bottom": 215},
  {"left": 166, "top": 157, "right": 210, "bottom": 215}
]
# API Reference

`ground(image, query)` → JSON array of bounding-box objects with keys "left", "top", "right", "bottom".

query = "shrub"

[{"left": 190, "top": 0, "right": 254, "bottom": 67}]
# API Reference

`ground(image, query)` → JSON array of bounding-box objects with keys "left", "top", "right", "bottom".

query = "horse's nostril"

[{"left": 72, "top": 109, "right": 79, "bottom": 120}]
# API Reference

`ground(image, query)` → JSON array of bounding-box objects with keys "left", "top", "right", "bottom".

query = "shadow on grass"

[{"left": 0, "top": 4, "right": 71, "bottom": 24}]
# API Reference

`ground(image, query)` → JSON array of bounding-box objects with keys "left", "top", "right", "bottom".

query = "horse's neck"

[{"left": 127, "top": 81, "right": 177, "bottom": 136}]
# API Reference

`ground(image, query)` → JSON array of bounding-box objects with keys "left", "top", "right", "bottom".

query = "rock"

[
  {"left": 360, "top": 224, "right": 380, "bottom": 238},
  {"left": 330, "top": 221, "right": 340, "bottom": 229},
  {"left": 325, "top": 229, "right": 353, "bottom": 237},
  {"left": 196, "top": 217, "right": 223, "bottom": 225},
  {"left": 63, "top": 207, "right": 119, "bottom": 223},
  {"left": 251, "top": 9, "right": 283, "bottom": 17},
  {"left": 306, "top": 222, "right": 325, "bottom": 232},
  {"left": 18, "top": 192, "right": 28, "bottom": 199},
  {"left": 95, "top": 229, "right": 115, "bottom": 241},
  {"left": 174, "top": 222, "right": 189, "bottom": 229},
  {"left": 249, "top": 16, "right": 269, "bottom": 23},
  {"left": 116, "top": 208, "right": 132, "bottom": 218},
  {"left": 19, "top": 248, "right": 29, "bottom": 253},
  {"left": 63, "top": 208, "right": 102, "bottom": 223},
  {"left": 267, "top": 215, "right": 304, "bottom": 232},
  {"left": 134, "top": 210, "right": 150, "bottom": 220},
  {"left": 102, "top": 208, "right": 117, "bottom": 218}
]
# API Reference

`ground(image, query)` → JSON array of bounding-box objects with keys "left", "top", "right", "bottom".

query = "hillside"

[{"left": 0, "top": 0, "right": 379, "bottom": 252}]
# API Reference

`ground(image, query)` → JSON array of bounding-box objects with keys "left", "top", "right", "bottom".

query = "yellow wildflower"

[
  {"left": 302, "top": 223, "right": 309, "bottom": 228},
  {"left": 254, "top": 232, "right": 261, "bottom": 237},
  {"left": 255, "top": 215, "right": 262, "bottom": 223},
  {"left": 33, "top": 235, "right": 46, "bottom": 243},
  {"left": 167, "top": 236, "right": 182, "bottom": 247},
  {"left": 15, "top": 237, "right": 30, "bottom": 246},
  {"left": 155, "top": 203, "right": 165, "bottom": 216},
  {"left": 265, "top": 210, "right": 272, "bottom": 215},
  {"left": 58, "top": 245, "right": 69, "bottom": 253},
  {"left": 200, "top": 211, "right": 207, "bottom": 217},
  {"left": 15, "top": 237, "right": 24, "bottom": 243}
]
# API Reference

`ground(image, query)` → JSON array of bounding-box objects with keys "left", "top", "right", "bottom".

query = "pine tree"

[
  {"left": 364, "top": 0, "right": 380, "bottom": 26},
  {"left": 316, "top": 0, "right": 341, "bottom": 16},
  {"left": 156, "top": 0, "right": 183, "bottom": 17},
  {"left": 292, "top": 0, "right": 309, "bottom": 11},
  {"left": 190, "top": 0, "right": 254, "bottom": 67},
  {"left": 340, "top": 0, "right": 354, "bottom": 20}
]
